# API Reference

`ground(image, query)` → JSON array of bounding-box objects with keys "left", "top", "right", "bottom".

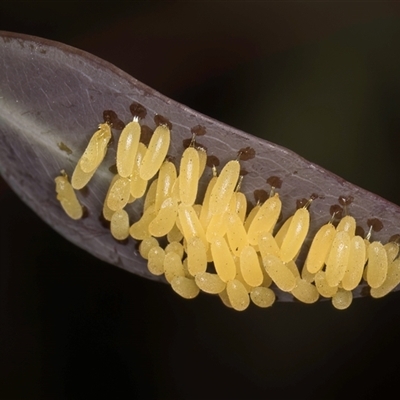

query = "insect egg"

[
  {"left": 106, "top": 175, "right": 131, "bottom": 211},
  {"left": 279, "top": 207, "right": 310, "bottom": 263},
  {"left": 195, "top": 272, "right": 226, "bottom": 294},
  {"left": 140, "top": 124, "right": 171, "bottom": 181},
  {"left": 211, "top": 236, "right": 237, "bottom": 282},
  {"left": 262, "top": 254, "right": 296, "bottom": 292},
  {"left": 129, "top": 142, "right": 148, "bottom": 199},
  {"left": 155, "top": 161, "right": 177, "bottom": 212},
  {"left": 239, "top": 245, "right": 264, "bottom": 287},
  {"left": 116, "top": 119, "right": 141, "bottom": 178},
  {"left": 341, "top": 235, "right": 366, "bottom": 291},
  {"left": 148, "top": 197, "right": 178, "bottom": 237},
  {"left": 179, "top": 146, "right": 200, "bottom": 206},
  {"left": 325, "top": 230, "right": 351, "bottom": 288},
  {"left": 250, "top": 287, "right": 276, "bottom": 308},
  {"left": 163, "top": 252, "right": 185, "bottom": 283},
  {"left": 370, "top": 259, "right": 400, "bottom": 298},
  {"left": 247, "top": 193, "right": 282, "bottom": 245},
  {"left": 78, "top": 123, "right": 112, "bottom": 173},
  {"left": 226, "top": 279, "right": 250, "bottom": 311},
  {"left": 110, "top": 209, "right": 130, "bottom": 240},
  {"left": 209, "top": 160, "right": 240, "bottom": 216},
  {"left": 366, "top": 241, "right": 388, "bottom": 288},
  {"left": 291, "top": 278, "right": 319, "bottom": 304},
  {"left": 54, "top": 171, "right": 83, "bottom": 220},
  {"left": 187, "top": 237, "right": 207, "bottom": 276},
  {"left": 171, "top": 276, "right": 200, "bottom": 299},
  {"left": 304, "top": 222, "right": 336, "bottom": 274}
]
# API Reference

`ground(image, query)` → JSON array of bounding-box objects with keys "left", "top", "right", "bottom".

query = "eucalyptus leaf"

[{"left": 1, "top": 31, "right": 400, "bottom": 301}]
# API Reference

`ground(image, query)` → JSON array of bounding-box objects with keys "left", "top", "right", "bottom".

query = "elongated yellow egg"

[
  {"left": 247, "top": 194, "right": 282, "bottom": 245},
  {"left": 209, "top": 160, "right": 240, "bottom": 215},
  {"left": 79, "top": 123, "right": 112, "bottom": 173},
  {"left": 280, "top": 208, "right": 310, "bottom": 263},
  {"left": 140, "top": 124, "right": 171, "bottom": 181},
  {"left": 305, "top": 222, "right": 336, "bottom": 274},
  {"left": 116, "top": 120, "right": 141, "bottom": 178},
  {"left": 55, "top": 172, "right": 83, "bottom": 220},
  {"left": 325, "top": 231, "right": 351, "bottom": 287},
  {"left": 179, "top": 146, "right": 200, "bottom": 206},
  {"left": 367, "top": 241, "right": 388, "bottom": 288}
]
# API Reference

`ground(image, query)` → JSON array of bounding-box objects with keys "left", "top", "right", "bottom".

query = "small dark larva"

[{"left": 55, "top": 107, "right": 400, "bottom": 311}]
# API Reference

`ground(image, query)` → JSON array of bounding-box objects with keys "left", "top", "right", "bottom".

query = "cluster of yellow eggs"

[{"left": 55, "top": 113, "right": 400, "bottom": 311}]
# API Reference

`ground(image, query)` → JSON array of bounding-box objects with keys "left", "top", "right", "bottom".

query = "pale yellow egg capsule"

[
  {"left": 102, "top": 175, "right": 120, "bottom": 221},
  {"left": 274, "top": 216, "right": 293, "bottom": 248},
  {"left": 280, "top": 208, "right": 310, "bottom": 263},
  {"left": 71, "top": 161, "right": 98, "bottom": 190},
  {"left": 155, "top": 161, "right": 177, "bottom": 212},
  {"left": 144, "top": 179, "right": 158, "bottom": 211},
  {"left": 163, "top": 252, "right": 185, "bottom": 283},
  {"left": 336, "top": 215, "right": 356, "bottom": 237},
  {"left": 305, "top": 222, "right": 336, "bottom": 274},
  {"left": 78, "top": 123, "right": 112, "bottom": 173},
  {"left": 325, "top": 231, "right": 351, "bottom": 287},
  {"left": 244, "top": 204, "right": 260, "bottom": 232},
  {"left": 206, "top": 211, "right": 228, "bottom": 243},
  {"left": 148, "top": 197, "right": 178, "bottom": 237},
  {"left": 139, "top": 237, "right": 159, "bottom": 259},
  {"left": 240, "top": 245, "right": 263, "bottom": 287},
  {"left": 187, "top": 237, "right": 207, "bottom": 276},
  {"left": 116, "top": 120, "right": 141, "bottom": 178},
  {"left": 229, "top": 192, "right": 247, "bottom": 222},
  {"left": 199, "top": 176, "right": 218, "bottom": 230},
  {"left": 367, "top": 241, "right": 388, "bottom": 288},
  {"left": 211, "top": 236, "right": 237, "bottom": 282},
  {"left": 179, "top": 146, "right": 200, "bottom": 206},
  {"left": 165, "top": 241, "right": 184, "bottom": 259},
  {"left": 226, "top": 212, "right": 249, "bottom": 256},
  {"left": 331, "top": 288, "right": 353, "bottom": 310},
  {"left": 234, "top": 256, "right": 253, "bottom": 293},
  {"left": 250, "top": 287, "right": 276, "bottom": 308},
  {"left": 226, "top": 279, "right": 250, "bottom": 311},
  {"left": 106, "top": 175, "right": 131, "bottom": 211},
  {"left": 314, "top": 271, "right": 338, "bottom": 298},
  {"left": 247, "top": 194, "right": 282, "bottom": 245},
  {"left": 301, "top": 263, "right": 316, "bottom": 283},
  {"left": 110, "top": 209, "right": 130, "bottom": 240},
  {"left": 129, "top": 204, "right": 157, "bottom": 240},
  {"left": 167, "top": 224, "right": 184, "bottom": 243},
  {"left": 341, "top": 235, "right": 366, "bottom": 291},
  {"left": 130, "top": 142, "right": 148, "bottom": 199},
  {"left": 197, "top": 147, "right": 207, "bottom": 178},
  {"left": 384, "top": 242, "right": 400, "bottom": 263},
  {"left": 257, "top": 232, "right": 280, "bottom": 259},
  {"left": 178, "top": 204, "right": 208, "bottom": 249},
  {"left": 55, "top": 172, "right": 83, "bottom": 220},
  {"left": 262, "top": 254, "right": 296, "bottom": 292},
  {"left": 286, "top": 260, "right": 300, "bottom": 279},
  {"left": 195, "top": 272, "right": 226, "bottom": 294},
  {"left": 171, "top": 276, "right": 200, "bottom": 299},
  {"left": 140, "top": 124, "right": 171, "bottom": 181},
  {"left": 291, "top": 278, "right": 319, "bottom": 304},
  {"left": 209, "top": 160, "right": 240, "bottom": 216},
  {"left": 147, "top": 246, "right": 165, "bottom": 276},
  {"left": 370, "top": 259, "right": 400, "bottom": 298}
]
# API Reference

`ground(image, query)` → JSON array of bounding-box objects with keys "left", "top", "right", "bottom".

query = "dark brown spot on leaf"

[
  {"left": 240, "top": 169, "right": 248, "bottom": 176},
  {"left": 103, "top": 110, "right": 125, "bottom": 130},
  {"left": 140, "top": 125, "right": 153, "bottom": 146},
  {"left": 154, "top": 114, "right": 172, "bottom": 129},
  {"left": 206, "top": 155, "right": 220, "bottom": 168},
  {"left": 254, "top": 189, "right": 269, "bottom": 203},
  {"left": 191, "top": 125, "right": 206, "bottom": 136},
  {"left": 367, "top": 218, "right": 384, "bottom": 232},
  {"left": 330, "top": 204, "right": 343, "bottom": 219},
  {"left": 296, "top": 198, "right": 308, "bottom": 209},
  {"left": 238, "top": 146, "right": 256, "bottom": 161},
  {"left": 266, "top": 176, "right": 283, "bottom": 189},
  {"left": 389, "top": 234, "right": 400, "bottom": 243},
  {"left": 355, "top": 226, "right": 365, "bottom": 237},
  {"left": 129, "top": 102, "right": 147, "bottom": 119}
]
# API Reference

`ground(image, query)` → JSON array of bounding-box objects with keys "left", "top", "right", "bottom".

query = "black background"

[{"left": 2, "top": 2, "right": 400, "bottom": 399}]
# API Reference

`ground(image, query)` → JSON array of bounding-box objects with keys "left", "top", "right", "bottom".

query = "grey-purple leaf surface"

[{"left": 1, "top": 31, "right": 400, "bottom": 300}]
